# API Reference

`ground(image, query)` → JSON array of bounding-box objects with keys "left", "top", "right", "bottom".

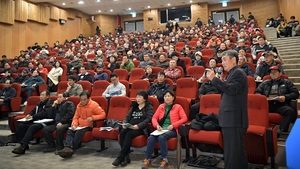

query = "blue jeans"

[
  {"left": 22, "top": 86, "right": 36, "bottom": 102},
  {"left": 145, "top": 129, "right": 177, "bottom": 159}
]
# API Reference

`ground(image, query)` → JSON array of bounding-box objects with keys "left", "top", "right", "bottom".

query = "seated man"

[
  {"left": 148, "top": 71, "right": 171, "bottom": 104},
  {"left": 0, "top": 80, "right": 16, "bottom": 112},
  {"left": 64, "top": 75, "right": 83, "bottom": 97},
  {"left": 57, "top": 91, "right": 106, "bottom": 158},
  {"left": 138, "top": 54, "right": 155, "bottom": 69},
  {"left": 42, "top": 93, "right": 75, "bottom": 153},
  {"left": 12, "top": 90, "right": 54, "bottom": 154},
  {"left": 14, "top": 69, "right": 30, "bottom": 84},
  {"left": 255, "top": 66, "right": 299, "bottom": 136},
  {"left": 0, "top": 70, "right": 14, "bottom": 84},
  {"left": 102, "top": 73, "right": 126, "bottom": 97},
  {"left": 66, "top": 55, "right": 82, "bottom": 75},
  {"left": 120, "top": 55, "right": 135, "bottom": 73},
  {"left": 189, "top": 78, "right": 221, "bottom": 121},
  {"left": 94, "top": 64, "right": 108, "bottom": 82},
  {"left": 156, "top": 54, "right": 169, "bottom": 69},
  {"left": 77, "top": 66, "right": 93, "bottom": 83},
  {"left": 254, "top": 51, "right": 283, "bottom": 81},
  {"left": 238, "top": 55, "right": 253, "bottom": 76},
  {"left": 21, "top": 70, "right": 45, "bottom": 105},
  {"left": 164, "top": 59, "right": 181, "bottom": 85},
  {"left": 0, "top": 62, "right": 15, "bottom": 74}
]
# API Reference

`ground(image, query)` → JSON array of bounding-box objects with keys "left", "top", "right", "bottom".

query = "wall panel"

[
  {"left": 278, "top": 0, "right": 300, "bottom": 22},
  {"left": 99, "top": 15, "right": 116, "bottom": 35},
  {"left": 59, "top": 9, "right": 68, "bottom": 20},
  {"left": 50, "top": 6, "right": 59, "bottom": 20},
  {"left": 0, "top": 0, "right": 15, "bottom": 24},
  {"left": 15, "top": 0, "right": 28, "bottom": 22},
  {"left": 28, "top": 3, "right": 39, "bottom": 22},
  {"left": 39, "top": 6, "right": 50, "bottom": 24}
]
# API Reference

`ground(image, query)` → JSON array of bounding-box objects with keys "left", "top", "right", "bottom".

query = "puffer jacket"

[{"left": 255, "top": 78, "right": 299, "bottom": 104}]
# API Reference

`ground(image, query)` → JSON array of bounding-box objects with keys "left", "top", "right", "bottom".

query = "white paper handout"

[
  {"left": 68, "top": 126, "right": 88, "bottom": 131},
  {"left": 33, "top": 119, "right": 54, "bottom": 123},
  {"left": 100, "top": 127, "right": 114, "bottom": 131},
  {"left": 150, "top": 130, "right": 169, "bottom": 136},
  {"left": 17, "top": 118, "right": 33, "bottom": 122}
]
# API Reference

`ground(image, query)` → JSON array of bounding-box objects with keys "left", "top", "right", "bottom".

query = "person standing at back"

[{"left": 206, "top": 50, "right": 248, "bottom": 169}]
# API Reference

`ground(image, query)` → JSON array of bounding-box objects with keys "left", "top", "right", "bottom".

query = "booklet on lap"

[{"left": 150, "top": 129, "right": 169, "bottom": 136}]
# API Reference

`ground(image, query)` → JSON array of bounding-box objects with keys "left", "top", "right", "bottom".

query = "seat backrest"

[
  {"left": 77, "top": 81, "right": 92, "bottom": 93},
  {"left": 128, "top": 68, "right": 145, "bottom": 84},
  {"left": 186, "top": 66, "right": 205, "bottom": 79},
  {"left": 12, "top": 83, "right": 22, "bottom": 97},
  {"left": 57, "top": 81, "right": 68, "bottom": 95},
  {"left": 129, "top": 80, "right": 150, "bottom": 98},
  {"left": 175, "top": 66, "right": 185, "bottom": 78},
  {"left": 119, "top": 80, "right": 130, "bottom": 97},
  {"left": 175, "top": 96, "right": 190, "bottom": 120},
  {"left": 91, "top": 80, "right": 110, "bottom": 96},
  {"left": 200, "top": 94, "right": 221, "bottom": 115},
  {"left": 132, "top": 60, "right": 140, "bottom": 68},
  {"left": 39, "top": 72, "right": 47, "bottom": 84},
  {"left": 108, "top": 96, "right": 132, "bottom": 120},
  {"left": 24, "top": 96, "right": 41, "bottom": 115},
  {"left": 176, "top": 78, "right": 198, "bottom": 100},
  {"left": 67, "top": 96, "right": 80, "bottom": 108},
  {"left": 44, "top": 65, "right": 53, "bottom": 73},
  {"left": 247, "top": 94, "right": 269, "bottom": 127},
  {"left": 91, "top": 96, "right": 108, "bottom": 114},
  {"left": 114, "top": 69, "right": 129, "bottom": 80},
  {"left": 87, "top": 54, "right": 96, "bottom": 60},
  {"left": 201, "top": 49, "right": 215, "bottom": 58},
  {"left": 247, "top": 76, "right": 256, "bottom": 94},
  {"left": 152, "top": 67, "right": 164, "bottom": 75},
  {"left": 180, "top": 57, "right": 192, "bottom": 68},
  {"left": 148, "top": 96, "right": 159, "bottom": 112}
]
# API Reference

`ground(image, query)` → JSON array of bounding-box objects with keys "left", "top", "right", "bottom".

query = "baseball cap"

[
  {"left": 268, "top": 65, "right": 281, "bottom": 72},
  {"left": 195, "top": 51, "right": 202, "bottom": 56}
]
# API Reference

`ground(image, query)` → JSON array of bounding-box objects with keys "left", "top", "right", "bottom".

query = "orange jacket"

[
  {"left": 72, "top": 99, "right": 106, "bottom": 128},
  {"left": 152, "top": 103, "right": 187, "bottom": 131}
]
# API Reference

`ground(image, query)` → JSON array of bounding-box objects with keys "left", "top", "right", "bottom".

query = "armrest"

[
  {"left": 179, "top": 122, "right": 191, "bottom": 137},
  {"left": 290, "top": 99, "right": 298, "bottom": 120}
]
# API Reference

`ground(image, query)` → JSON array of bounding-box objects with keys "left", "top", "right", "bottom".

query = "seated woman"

[
  {"left": 112, "top": 90, "right": 154, "bottom": 167},
  {"left": 141, "top": 65, "right": 157, "bottom": 83},
  {"left": 47, "top": 61, "right": 63, "bottom": 91},
  {"left": 142, "top": 90, "right": 187, "bottom": 169}
]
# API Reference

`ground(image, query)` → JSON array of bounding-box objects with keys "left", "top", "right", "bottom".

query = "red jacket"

[
  {"left": 152, "top": 103, "right": 187, "bottom": 131},
  {"left": 72, "top": 99, "right": 106, "bottom": 128}
]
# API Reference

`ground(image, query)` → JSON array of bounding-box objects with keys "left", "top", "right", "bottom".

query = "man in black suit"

[
  {"left": 207, "top": 50, "right": 248, "bottom": 169},
  {"left": 42, "top": 93, "right": 75, "bottom": 153}
]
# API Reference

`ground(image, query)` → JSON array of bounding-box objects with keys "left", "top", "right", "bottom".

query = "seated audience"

[
  {"left": 148, "top": 72, "right": 171, "bottom": 104},
  {"left": 0, "top": 62, "right": 15, "bottom": 74},
  {"left": 138, "top": 54, "right": 155, "bottom": 69},
  {"left": 12, "top": 90, "right": 54, "bottom": 154},
  {"left": 164, "top": 59, "right": 181, "bottom": 85},
  {"left": 77, "top": 66, "right": 93, "bottom": 83},
  {"left": 156, "top": 54, "right": 169, "bottom": 69},
  {"left": 102, "top": 73, "right": 126, "bottom": 97},
  {"left": 107, "top": 56, "right": 120, "bottom": 72},
  {"left": 171, "top": 52, "right": 186, "bottom": 74},
  {"left": 255, "top": 66, "right": 299, "bottom": 136},
  {"left": 21, "top": 70, "right": 45, "bottom": 105},
  {"left": 120, "top": 55, "right": 135, "bottom": 73},
  {"left": 42, "top": 93, "right": 75, "bottom": 153},
  {"left": 0, "top": 80, "right": 16, "bottom": 111},
  {"left": 141, "top": 65, "right": 156, "bottom": 83},
  {"left": 66, "top": 55, "right": 82, "bottom": 75},
  {"left": 57, "top": 91, "right": 106, "bottom": 158},
  {"left": 238, "top": 55, "right": 253, "bottom": 76},
  {"left": 142, "top": 90, "right": 187, "bottom": 169},
  {"left": 112, "top": 90, "right": 154, "bottom": 167},
  {"left": 276, "top": 20, "right": 288, "bottom": 38},
  {"left": 64, "top": 75, "right": 83, "bottom": 97},
  {"left": 15, "top": 69, "right": 30, "bottom": 84},
  {"left": 94, "top": 64, "right": 108, "bottom": 82},
  {"left": 48, "top": 61, "right": 63, "bottom": 90},
  {"left": 0, "top": 70, "right": 14, "bottom": 84}
]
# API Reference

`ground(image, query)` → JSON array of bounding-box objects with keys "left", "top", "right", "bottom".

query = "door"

[
  {"left": 212, "top": 12, "right": 225, "bottom": 25},
  {"left": 125, "top": 22, "right": 135, "bottom": 33},
  {"left": 136, "top": 21, "right": 144, "bottom": 32}
]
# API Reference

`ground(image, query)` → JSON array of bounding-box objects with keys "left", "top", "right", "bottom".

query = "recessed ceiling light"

[
  {"left": 167, "top": 3, "right": 170, "bottom": 6},
  {"left": 110, "top": 9, "right": 113, "bottom": 12},
  {"left": 128, "top": 7, "right": 131, "bottom": 10},
  {"left": 96, "top": 0, "right": 100, "bottom": 2},
  {"left": 190, "top": 0, "right": 193, "bottom": 3},
  {"left": 147, "top": 6, "right": 151, "bottom": 9},
  {"left": 78, "top": 1, "right": 84, "bottom": 5},
  {"left": 98, "top": 10, "right": 101, "bottom": 12},
  {"left": 62, "top": 2, "right": 66, "bottom": 5}
]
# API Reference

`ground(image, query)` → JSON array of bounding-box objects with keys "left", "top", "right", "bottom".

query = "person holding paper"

[
  {"left": 255, "top": 65, "right": 299, "bottom": 136},
  {"left": 102, "top": 73, "right": 126, "bottom": 98},
  {"left": 112, "top": 90, "right": 154, "bottom": 167},
  {"left": 12, "top": 90, "right": 54, "bottom": 155},
  {"left": 57, "top": 91, "right": 106, "bottom": 158},
  {"left": 142, "top": 90, "right": 187, "bottom": 169},
  {"left": 42, "top": 93, "right": 75, "bottom": 153}
]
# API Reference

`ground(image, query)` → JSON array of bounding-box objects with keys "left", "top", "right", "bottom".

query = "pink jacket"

[
  {"left": 152, "top": 103, "right": 187, "bottom": 131},
  {"left": 72, "top": 99, "right": 106, "bottom": 128}
]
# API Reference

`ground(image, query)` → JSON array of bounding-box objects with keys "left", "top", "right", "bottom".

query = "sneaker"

[
  {"left": 141, "top": 158, "right": 152, "bottom": 169},
  {"left": 120, "top": 155, "right": 131, "bottom": 166},
  {"left": 12, "top": 146, "right": 25, "bottom": 154},
  {"left": 158, "top": 160, "right": 170, "bottom": 169}
]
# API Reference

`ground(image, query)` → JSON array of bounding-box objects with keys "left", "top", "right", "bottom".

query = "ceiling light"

[
  {"left": 147, "top": 6, "right": 151, "bottom": 9},
  {"left": 96, "top": 0, "right": 100, "bottom": 2},
  {"left": 128, "top": 7, "right": 131, "bottom": 10},
  {"left": 190, "top": 0, "right": 193, "bottom": 3},
  {"left": 78, "top": 1, "right": 84, "bottom": 5},
  {"left": 167, "top": 3, "right": 170, "bottom": 6},
  {"left": 62, "top": 2, "right": 66, "bottom": 5},
  {"left": 110, "top": 9, "right": 113, "bottom": 12},
  {"left": 98, "top": 10, "right": 101, "bottom": 12}
]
